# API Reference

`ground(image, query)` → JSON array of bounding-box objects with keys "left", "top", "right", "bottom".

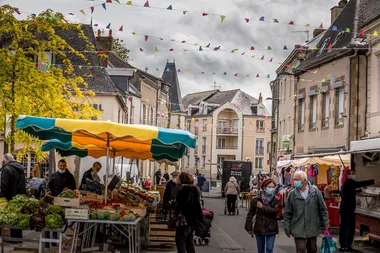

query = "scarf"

[{"left": 260, "top": 191, "right": 274, "bottom": 204}]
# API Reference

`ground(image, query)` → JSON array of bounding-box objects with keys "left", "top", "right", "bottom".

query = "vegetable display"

[
  {"left": 58, "top": 190, "right": 76, "bottom": 198},
  {"left": 45, "top": 214, "right": 64, "bottom": 229},
  {"left": 89, "top": 210, "right": 138, "bottom": 222}
]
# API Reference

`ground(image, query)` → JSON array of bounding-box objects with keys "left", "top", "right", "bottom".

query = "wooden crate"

[
  {"left": 147, "top": 213, "right": 176, "bottom": 251},
  {"left": 54, "top": 197, "right": 80, "bottom": 207}
]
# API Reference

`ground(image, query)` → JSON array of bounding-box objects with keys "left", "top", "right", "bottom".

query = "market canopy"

[{"left": 16, "top": 115, "right": 196, "bottom": 162}]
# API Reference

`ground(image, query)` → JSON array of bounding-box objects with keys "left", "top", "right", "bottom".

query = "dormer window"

[
  {"left": 187, "top": 106, "right": 192, "bottom": 116},
  {"left": 316, "top": 38, "right": 331, "bottom": 57},
  {"left": 203, "top": 104, "right": 208, "bottom": 115}
]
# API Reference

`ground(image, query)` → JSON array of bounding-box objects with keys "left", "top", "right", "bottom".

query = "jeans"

[
  {"left": 226, "top": 194, "right": 237, "bottom": 213},
  {"left": 175, "top": 225, "right": 195, "bottom": 253},
  {"left": 339, "top": 212, "right": 355, "bottom": 249},
  {"left": 256, "top": 234, "right": 276, "bottom": 253},
  {"left": 294, "top": 237, "right": 317, "bottom": 253}
]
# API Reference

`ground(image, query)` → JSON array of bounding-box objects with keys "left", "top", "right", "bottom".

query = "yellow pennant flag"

[
  {"left": 314, "top": 70, "right": 318, "bottom": 74},
  {"left": 373, "top": 30, "right": 378, "bottom": 37},
  {"left": 126, "top": 1, "right": 132, "bottom": 5},
  {"left": 80, "top": 10, "right": 86, "bottom": 15},
  {"left": 132, "top": 32, "right": 136, "bottom": 35},
  {"left": 155, "top": 47, "right": 159, "bottom": 51},
  {"left": 24, "top": 24, "right": 28, "bottom": 31},
  {"left": 305, "top": 24, "right": 310, "bottom": 27},
  {"left": 312, "top": 45, "right": 318, "bottom": 50},
  {"left": 188, "top": 69, "right": 192, "bottom": 72},
  {"left": 251, "top": 55, "right": 255, "bottom": 58},
  {"left": 220, "top": 15, "right": 226, "bottom": 23},
  {"left": 133, "top": 68, "right": 137, "bottom": 73},
  {"left": 194, "top": 43, "right": 199, "bottom": 46}
]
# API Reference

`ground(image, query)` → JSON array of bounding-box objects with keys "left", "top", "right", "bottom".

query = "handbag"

[
  {"left": 168, "top": 213, "right": 187, "bottom": 229},
  {"left": 321, "top": 230, "right": 337, "bottom": 253}
]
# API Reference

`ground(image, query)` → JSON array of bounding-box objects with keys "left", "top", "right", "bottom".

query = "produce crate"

[
  {"left": 124, "top": 207, "right": 147, "bottom": 217},
  {"left": 147, "top": 213, "right": 176, "bottom": 251},
  {"left": 65, "top": 208, "right": 89, "bottom": 220},
  {"left": 54, "top": 197, "right": 80, "bottom": 207}
]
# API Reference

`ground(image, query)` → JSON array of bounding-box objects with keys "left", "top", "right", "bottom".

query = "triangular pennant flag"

[
  {"left": 202, "top": 13, "right": 208, "bottom": 16},
  {"left": 102, "top": 3, "right": 107, "bottom": 10},
  {"left": 165, "top": 67, "right": 170, "bottom": 72},
  {"left": 246, "top": 74, "right": 249, "bottom": 77},
  {"left": 256, "top": 74, "right": 259, "bottom": 77},
  {"left": 231, "top": 48, "right": 238, "bottom": 53},
  {"left": 90, "top": 6, "right": 94, "bottom": 13},
  {"left": 181, "top": 40, "right": 186, "bottom": 43},
  {"left": 250, "top": 46, "right": 255, "bottom": 50},
  {"left": 346, "top": 28, "right": 350, "bottom": 32},
  {"left": 220, "top": 15, "right": 226, "bottom": 23},
  {"left": 206, "top": 43, "right": 210, "bottom": 48},
  {"left": 106, "top": 0, "right": 112, "bottom": 2},
  {"left": 314, "top": 70, "right": 318, "bottom": 74},
  {"left": 270, "top": 58, "right": 273, "bottom": 62},
  {"left": 119, "top": 25, "right": 123, "bottom": 31},
  {"left": 214, "top": 46, "right": 220, "bottom": 51},
  {"left": 223, "top": 72, "right": 227, "bottom": 75},
  {"left": 177, "top": 69, "right": 181, "bottom": 72},
  {"left": 139, "top": 48, "right": 144, "bottom": 51},
  {"left": 155, "top": 47, "right": 159, "bottom": 51},
  {"left": 201, "top": 72, "right": 205, "bottom": 74},
  {"left": 199, "top": 46, "right": 203, "bottom": 51},
  {"left": 259, "top": 16, "right": 265, "bottom": 21},
  {"left": 283, "top": 46, "right": 288, "bottom": 50},
  {"left": 245, "top": 18, "right": 249, "bottom": 23},
  {"left": 328, "top": 43, "right": 333, "bottom": 50},
  {"left": 212, "top": 72, "right": 216, "bottom": 75},
  {"left": 183, "top": 11, "right": 187, "bottom": 15},
  {"left": 133, "top": 68, "right": 137, "bottom": 73},
  {"left": 305, "top": 24, "right": 310, "bottom": 27},
  {"left": 312, "top": 45, "right": 318, "bottom": 50},
  {"left": 374, "top": 30, "right": 378, "bottom": 37},
  {"left": 332, "top": 26, "right": 337, "bottom": 31},
  {"left": 319, "top": 23, "right": 323, "bottom": 29},
  {"left": 251, "top": 55, "right": 255, "bottom": 58},
  {"left": 234, "top": 73, "right": 238, "bottom": 76},
  {"left": 115, "top": 0, "right": 120, "bottom": 3},
  {"left": 80, "top": 10, "right": 86, "bottom": 15},
  {"left": 273, "top": 19, "right": 279, "bottom": 23},
  {"left": 145, "top": 35, "right": 149, "bottom": 41},
  {"left": 126, "top": 1, "right": 132, "bottom": 5},
  {"left": 266, "top": 74, "right": 270, "bottom": 78},
  {"left": 241, "top": 52, "right": 245, "bottom": 55},
  {"left": 267, "top": 46, "right": 272, "bottom": 50},
  {"left": 169, "top": 48, "right": 173, "bottom": 51},
  {"left": 194, "top": 43, "right": 199, "bottom": 46},
  {"left": 289, "top": 21, "right": 294, "bottom": 25},
  {"left": 167, "top": 5, "right": 172, "bottom": 10},
  {"left": 15, "top": 9, "right": 21, "bottom": 15},
  {"left": 144, "top": 1, "right": 150, "bottom": 7},
  {"left": 322, "top": 78, "right": 326, "bottom": 83},
  {"left": 69, "top": 13, "right": 74, "bottom": 15},
  {"left": 132, "top": 32, "right": 136, "bottom": 35},
  {"left": 261, "top": 55, "right": 265, "bottom": 60},
  {"left": 93, "top": 23, "right": 98, "bottom": 26},
  {"left": 106, "top": 23, "right": 111, "bottom": 29}
]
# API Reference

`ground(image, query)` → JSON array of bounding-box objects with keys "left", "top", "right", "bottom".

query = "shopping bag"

[{"left": 321, "top": 230, "right": 337, "bottom": 253}]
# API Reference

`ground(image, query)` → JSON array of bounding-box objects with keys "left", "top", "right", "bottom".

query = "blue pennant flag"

[
  {"left": 102, "top": 3, "right": 107, "bottom": 10},
  {"left": 223, "top": 72, "right": 227, "bottom": 75},
  {"left": 283, "top": 46, "right": 288, "bottom": 50},
  {"left": 259, "top": 16, "right": 265, "bottom": 21},
  {"left": 332, "top": 26, "right": 337, "bottom": 31},
  {"left": 165, "top": 67, "right": 170, "bottom": 72},
  {"left": 167, "top": 5, "right": 173, "bottom": 10},
  {"left": 199, "top": 46, "right": 203, "bottom": 51},
  {"left": 106, "top": 23, "right": 111, "bottom": 29}
]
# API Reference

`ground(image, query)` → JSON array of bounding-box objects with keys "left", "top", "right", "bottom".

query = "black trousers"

[
  {"left": 339, "top": 212, "right": 356, "bottom": 249},
  {"left": 10, "top": 229, "right": 22, "bottom": 238},
  {"left": 175, "top": 225, "right": 195, "bottom": 253},
  {"left": 226, "top": 194, "right": 237, "bottom": 213}
]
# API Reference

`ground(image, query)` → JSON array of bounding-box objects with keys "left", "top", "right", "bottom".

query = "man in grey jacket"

[{"left": 284, "top": 171, "right": 329, "bottom": 253}]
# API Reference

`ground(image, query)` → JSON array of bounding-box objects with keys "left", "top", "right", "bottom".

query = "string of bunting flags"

[{"left": 63, "top": 0, "right": 380, "bottom": 38}]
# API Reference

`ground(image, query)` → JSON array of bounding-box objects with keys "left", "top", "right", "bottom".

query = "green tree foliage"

[
  {"left": 0, "top": 5, "right": 100, "bottom": 160},
  {"left": 112, "top": 38, "right": 130, "bottom": 62}
]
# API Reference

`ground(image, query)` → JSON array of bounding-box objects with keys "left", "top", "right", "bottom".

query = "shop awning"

[{"left": 351, "top": 138, "right": 380, "bottom": 152}]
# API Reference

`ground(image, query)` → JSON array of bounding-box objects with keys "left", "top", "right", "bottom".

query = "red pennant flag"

[
  {"left": 119, "top": 25, "right": 123, "bottom": 31},
  {"left": 144, "top": 35, "right": 149, "bottom": 41},
  {"left": 206, "top": 43, "right": 210, "bottom": 48},
  {"left": 245, "top": 18, "right": 249, "bottom": 23},
  {"left": 144, "top": 1, "right": 150, "bottom": 7},
  {"left": 177, "top": 69, "right": 181, "bottom": 72},
  {"left": 106, "top": 0, "right": 112, "bottom": 2},
  {"left": 234, "top": 73, "right": 238, "bottom": 76},
  {"left": 285, "top": 64, "right": 291, "bottom": 67},
  {"left": 319, "top": 23, "right": 323, "bottom": 29},
  {"left": 140, "top": 48, "right": 144, "bottom": 51},
  {"left": 202, "top": 13, "right": 208, "bottom": 16},
  {"left": 15, "top": 9, "right": 21, "bottom": 15},
  {"left": 63, "top": 19, "right": 69, "bottom": 23},
  {"left": 360, "top": 29, "right": 365, "bottom": 35},
  {"left": 270, "top": 57, "right": 273, "bottom": 62},
  {"left": 250, "top": 46, "right": 255, "bottom": 50},
  {"left": 93, "top": 23, "right": 98, "bottom": 26},
  {"left": 181, "top": 40, "right": 186, "bottom": 43},
  {"left": 89, "top": 66, "right": 94, "bottom": 70},
  {"left": 241, "top": 52, "right": 245, "bottom": 55},
  {"left": 201, "top": 72, "right": 205, "bottom": 74},
  {"left": 300, "top": 46, "right": 305, "bottom": 50},
  {"left": 90, "top": 6, "right": 94, "bottom": 13},
  {"left": 69, "top": 13, "right": 74, "bottom": 15},
  {"left": 256, "top": 74, "right": 259, "bottom": 77},
  {"left": 169, "top": 48, "right": 174, "bottom": 51},
  {"left": 261, "top": 55, "right": 265, "bottom": 60},
  {"left": 288, "top": 21, "right": 294, "bottom": 25},
  {"left": 327, "top": 43, "right": 333, "bottom": 50}
]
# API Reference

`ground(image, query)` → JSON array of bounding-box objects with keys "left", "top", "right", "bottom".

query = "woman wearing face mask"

[{"left": 245, "top": 178, "right": 280, "bottom": 253}]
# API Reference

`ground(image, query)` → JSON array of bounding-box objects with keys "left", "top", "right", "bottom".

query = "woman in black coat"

[
  {"left": 245, "top": 178, "right": 280, "bottom": 253},
  {"left": 175, "top": 172, "right": 203, "bottom": 253}
]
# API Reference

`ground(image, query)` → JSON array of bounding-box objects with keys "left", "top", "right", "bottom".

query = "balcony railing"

[
  {"left": 256, "top": 147, "right": 264, "bottom": 155},
  {"left": 256, "top": 128, "right": 265, "bottom": 133},
  {"left": 216, "top": 127, "right": 238, "bottom": 135},
  {"left": 216, "top": 146, "right": 238, "bottom": 150},
  {"left": 202, "top": 146, "right": 206, "bottom": 154}
]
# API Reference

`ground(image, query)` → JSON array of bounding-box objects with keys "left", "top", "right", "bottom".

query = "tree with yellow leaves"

[{"left": 0, "top": 5, "right": 100, "bottom": 161}]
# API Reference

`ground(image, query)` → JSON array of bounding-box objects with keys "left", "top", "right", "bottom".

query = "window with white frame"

[
  {"left": 142, "top": 104, "right": 147, "bottom": 124},
  {"left": 256, "top": 120, "right": 264, "bottom": 131},
  {"left": 195, "top": 120, "right": 199, "bottom": 135},
  {"left": 202, "top": 119, "right": 207, "bottom": 131},
  {"left": 218, "top": 138, "right": 226, "bottom": 149},
  {"left": 202, "top": 155, "right": 206, "bottom": 169},
  {"left": 255, "top": 157, "right": 264, "bottom": 169},
  {"left": 150, "top": 107, "right": 154, "bottom": 125},
  {"left": 310, "top": 95, "right": 317, "bottom": 129},
  {"left": 322, "top": 92, "right": 330, "bottom": 127},
  {"left": 335, "top": 88, "right": 344, "bottom": 125},
  {"left": 202, "top": 137, "right": 206, "bottom": 154},
  {"left": 256, "top": 138, "right": 264, "bottom": 155},
  {"left": 298, "top": 99, "right": 305, "bottom": 130},
  {"left": 130, "top": 106, "right": 134, "bottom": 124},
  {"left": 186, "top": 155, "right": 190, "bottom": 167}
]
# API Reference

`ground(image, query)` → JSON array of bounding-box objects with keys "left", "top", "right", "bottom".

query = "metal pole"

[
  {"left": 120, "top": 157, "right": 124, "bottom": 180},
  {"left": 105, "top": 146, "right": 109, "bottom": 204}
]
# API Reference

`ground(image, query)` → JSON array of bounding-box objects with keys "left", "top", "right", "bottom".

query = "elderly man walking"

[{"left": 284, "top": 171, "right": 329, "bottom": 253}]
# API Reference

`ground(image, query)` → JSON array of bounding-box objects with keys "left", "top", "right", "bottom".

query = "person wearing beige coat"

[{"left": 224, "top": 177, "right": 240, "bottom": 215}]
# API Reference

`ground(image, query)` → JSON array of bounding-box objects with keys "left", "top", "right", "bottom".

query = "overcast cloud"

[{"left": 4, "top": 0, "right": 338, "bottom": 105}]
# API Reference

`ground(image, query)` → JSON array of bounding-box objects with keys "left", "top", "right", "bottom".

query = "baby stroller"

[
  {"left": 194, "top": 208, "right": 213, "bottom": 245},
  {"left": 224, "top": 196, "right": 239, "bottom": 215}
]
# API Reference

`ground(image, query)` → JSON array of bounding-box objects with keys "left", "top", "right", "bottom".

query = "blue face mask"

[
  {"left": 265, "top": 187, "right": 275, "bottom": 196},
  {"left": 294, "top": 181, "right": 302, "bottom": 189},
  {"left": 172, "top": 178, "right": 177, "bottom": 183},
  {"left": 351, "top": 175, "right": 356, "bottom": 180}
]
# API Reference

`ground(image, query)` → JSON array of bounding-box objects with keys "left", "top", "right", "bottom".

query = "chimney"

[
  {"left": 95, "top": 29, "right": 114, "bottom": 67},
  {"left": 259, "top": 92, "right": 263, "bottom": 103},
  {"left": 331, "top": 0, "right": 347, "bottom": 24}
]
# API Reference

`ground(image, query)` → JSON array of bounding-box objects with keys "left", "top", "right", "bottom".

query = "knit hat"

[
  {"left": 261, "top": 178, "right": 275, "bottom": 190},
  {"left": 171, "top": 170, "right": 180, "bottom": 176}
]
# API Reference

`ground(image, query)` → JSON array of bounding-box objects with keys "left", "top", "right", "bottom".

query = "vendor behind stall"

[
  {"left": 163, "top": 170, "right": 181, "bottom": 210},
  {"left": 47, "top": 159, "right": 76, "bottom": 197},
  {"left": 79, "top": 162, "right": 102, "bottom": 190}
]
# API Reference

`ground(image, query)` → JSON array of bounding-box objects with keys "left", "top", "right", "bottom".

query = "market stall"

[{"left": 15, "top": 115, "right": 196, "bottom": 252}]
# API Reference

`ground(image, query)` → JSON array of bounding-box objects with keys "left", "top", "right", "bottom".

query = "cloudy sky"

[{"left": 4, "top": 0, "right": 337, "bottom": 103}]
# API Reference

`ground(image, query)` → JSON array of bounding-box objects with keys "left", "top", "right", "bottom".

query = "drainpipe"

[
  {"left": 356, "top": 54, "right": 360, "bottom": 140},
  {"left": 364, "top": 54, "right": 368, "bottom": 135},
  {"left": 155, "top": 87, "right": 159, "bottom": 126},
  {"left": 346, "top": 49, "right": 359, "bottom": 151}
]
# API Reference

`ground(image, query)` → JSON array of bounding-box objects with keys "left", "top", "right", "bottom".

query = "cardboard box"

[
  {"left": 54, "top": 197, "right": 80, "bottom": 207},
  {"left": 65, "top": 208, "right": 89, "bottom": 220},
  {"left": 11, "top": 247, "right": 38, "bottom": 253}
]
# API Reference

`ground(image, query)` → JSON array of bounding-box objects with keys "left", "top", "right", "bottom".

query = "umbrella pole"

[
  {"left": 105, "top": 146, "right": 109, "bottom": 205},
  {"left": 120, "top": 157, "right": 124, "bottom": 181},
  {"left": 127, "top": 158, "right": 133, "bottom": 188},
  {"left": 112, "top": 157, "right": 116, "bottom": 177}
]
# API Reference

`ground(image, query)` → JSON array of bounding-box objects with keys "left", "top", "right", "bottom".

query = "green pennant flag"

[
  {"left": 183, "top": 11, "right": 187, "bottom": 15},
  {"left": 266, "top": 74, "right": 270, "bottom": 78},
  {"left": 322, "top": 78, "right": 326, "bottom": 83},
  {"left": 267, "top": 46, "right": 272, "bottom": 50},
  {"left": 273, "top": 19, "right": 279, "bottom": 23},
  {"left": 115, "top": 0, "right": 120, "bottom": 3},
  {"left": 345, "top": 28, "right": 350, "bottom": 32}
]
